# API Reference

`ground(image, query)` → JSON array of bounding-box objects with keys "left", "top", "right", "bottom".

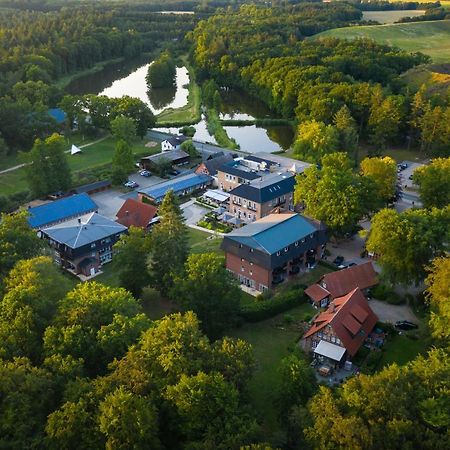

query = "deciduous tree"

[
  {"left": 110, "top": 115, "right": 136, "bottom": 145},
  {"left": 413, "top": 157, "right": 450, "bottom": 208},
  {"left": 172, "top": 253, "right": 241, "bottom": 339},
  {"left": 113, "top": 226, "right": 152, "bottom": 297},
  {"left": 360, "top": 156, "right": 397, "bottom": 202}
]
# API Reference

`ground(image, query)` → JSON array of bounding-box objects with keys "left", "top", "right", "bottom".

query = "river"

[{"left": 66, "top": 60, "right": 294, "bottom": 152}]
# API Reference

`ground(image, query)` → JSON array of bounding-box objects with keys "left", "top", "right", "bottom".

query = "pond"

[
  {"left": 66, "top": 59, "right": 190, "bottom": 115},
  {"left": 219, "top": 89, "right": 278, "bottom": 121},
  {"left": 224, "top": 124, "right": 294, "bottom": 153}
]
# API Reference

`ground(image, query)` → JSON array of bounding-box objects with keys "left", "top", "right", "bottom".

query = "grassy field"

[
  {"left": 0, "top": 135, "right": 159, "bottom": 197},
  {"left": 317, "top": 20, "right": 450, "bottom": 63},
  {"left": 379, "top": 333, "right": 429, "bottom": 367},
  {"left": 188, "top": 228, "right": 224, "bottom": 254},
  {"left": 389, "top": 0, "right": 450, "bottom": 8},
  {"left": 230, "top": 302, "right": 315, "bottom": 436},
  {"left": 362, "top": 10, "right": 425, "bottom": 24}
]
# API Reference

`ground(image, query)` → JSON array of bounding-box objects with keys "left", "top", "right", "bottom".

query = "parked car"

[
  {"left": 272, "top": 274, "right": 284, "bottom": 285},
  {"left": 169, "top": 169, "right": 180, "bottom": 176},
  {"left": 124, "top": 180, "right": 139, "bottom": 188},
  {"left": 333, "top": 255, "right": 344, "bottom": 266},
  {"left": 395, "top": 320, "right": 418, "bottom": 331},
  {"left": 347, "top": 262, "right": 357, "bottom": 267},
  {"left": 139, "top": 170, "right": 151, "bottom": 177}
]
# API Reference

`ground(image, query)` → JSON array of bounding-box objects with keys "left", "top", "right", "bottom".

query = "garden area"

[{"left": 197, "top": 211, "right": 232, "bottom": 233}]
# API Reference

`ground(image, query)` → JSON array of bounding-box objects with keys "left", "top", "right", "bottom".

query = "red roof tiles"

[
  {"left": 303, "top": 288, "right": 378, "bottom": 357},
  {"left": 116, "top": 198, "right": 157, "bottom": 229},
  {"left": 321, "top": 262, "right": 378, "bottom": 299},
  {"left": 305, "top": 284, "right": 330, "bottom": 304}
]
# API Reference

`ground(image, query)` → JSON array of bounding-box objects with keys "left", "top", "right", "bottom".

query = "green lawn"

[
  {"left": 0, "top": 135, "right": 160, "bottom": 197},
  {"left": 379, "top": 332, "right": 429, "bottom": 367},
  {"left": 230, "top": 302, "right": 315, "bottom": 437},
  {"left": 317, "top": 20, "right": 450, "bottom": 63},
  {"left": 188, "top": 228, "right": 224, "bottom": 254}
]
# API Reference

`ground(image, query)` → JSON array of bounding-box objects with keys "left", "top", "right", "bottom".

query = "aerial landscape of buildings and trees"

[{"left": 0, "top": 0, "right": 449, "bottom": 448}]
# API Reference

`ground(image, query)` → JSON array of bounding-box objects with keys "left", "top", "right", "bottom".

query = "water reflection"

[
  {"left": 219, "top": 89, "right": 277, "bottom": 120},
  {"left": 66, "top": 61, "right": 189, "bottom": 115},
  {"left": 223, "top": 125, "right": 294, "bottom": 154}
]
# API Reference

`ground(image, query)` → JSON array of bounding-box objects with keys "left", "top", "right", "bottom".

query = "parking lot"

[{"left": 91, "top": 172, "right": 165, "bottom": 219}]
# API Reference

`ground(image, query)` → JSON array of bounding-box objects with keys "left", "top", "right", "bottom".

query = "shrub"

[
  {"left": 283, "top": 314, "right": 295, "bottom": 325},
  {"left": 140, "top": 286, "right": 161, "bottom": 309},
  {"left": 240, "top": 289, "right": 305, "bottom": 322}
]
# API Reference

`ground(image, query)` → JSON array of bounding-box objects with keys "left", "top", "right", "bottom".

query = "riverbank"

[
  {"left": 205, "top": 107, "right": 239, "bottom": 149},
  {"left": 156, "top": 61, "right": 202, "bottom": 126},
  {"left": 55, "top": 57, "right": 125, "bottom": 90}
]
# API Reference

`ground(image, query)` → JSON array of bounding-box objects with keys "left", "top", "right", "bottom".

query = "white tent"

[{"left": 71, "top": 144, "right": 82, "bottom": 155}]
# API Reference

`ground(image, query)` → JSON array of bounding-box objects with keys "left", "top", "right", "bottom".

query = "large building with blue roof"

[
  {"left": 221, "top": 213, "right": 327, "bottom": 292},
  {"left": 27, "top": 193, "right": 98, "bottom": 229},
  {"left": 138, "top": 172, "right": 212, "bottom": 203}
]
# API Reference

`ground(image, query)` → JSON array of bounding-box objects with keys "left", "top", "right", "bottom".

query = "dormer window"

[
  {"left": 284, "top": 247, "right": 288, "bottom": 252},
  {"left": 276, "top": 251, "right": 281, "bottom": 256},
  {"left": 295, "top": 241, "right": 299, "bottom": 246}
]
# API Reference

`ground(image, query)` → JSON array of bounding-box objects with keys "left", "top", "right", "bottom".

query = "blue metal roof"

[
  {"left": 138, "top": 173, "right": 211, "bottom": 202},
  {"left": 28, "top": 193, "right": 98, "bottom": 228},
  {"left": 225, "top": 214, "right": 319, "bottom": 254},
  {"left": 48, "top": 108, "right": 67, "bottom": 124}
]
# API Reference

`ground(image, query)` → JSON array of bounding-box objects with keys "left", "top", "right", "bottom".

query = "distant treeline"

[
  {"left": 353, "top": 1, "right": 443, "bottom": 11},
  {"left": 0, "top": 5, "right": 197, "bottom": 153}
]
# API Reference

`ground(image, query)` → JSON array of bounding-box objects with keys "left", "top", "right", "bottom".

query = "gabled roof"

[
  {"left": 199, "top": 153, "right": 234, "bottom": 176},
  {"left": 305, "top": 284, "right": 330, "bottom": 303},
  {"left": 116, "top": 198, "right": 157, "bottom": 228},
  {"left": 142, "top": 149, "right": 189, "bottom": 164},
  {"left": 42, "top": 212, "right": 127, "bottom": 249},
  {"left": 28, "top": 193, "right": 97, "bottom": 229},
  {"left": 321, "top": 262, "right": 378, "bottom": 298},
  {"left": 229, "top": 172, "right": 295, "bottom": 203},
  {"left": 224, "top": 213, "right": 320, "bottom": 255},
  {"left": 164, "top": 135, "right": 187, "bottom": 147},
  {"left": 303, "top": 288, "right": 378, "bottom": 357}
]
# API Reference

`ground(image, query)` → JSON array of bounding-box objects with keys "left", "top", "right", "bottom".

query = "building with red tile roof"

[
  {"left": 116, "top": 198, "right": 158, "bottom": 229},
  {"left": 305, "top": 261, "right": 378, "bottom": 307},
  {"left": 300, "top": 288, "right": 378, "bottom": 365}
]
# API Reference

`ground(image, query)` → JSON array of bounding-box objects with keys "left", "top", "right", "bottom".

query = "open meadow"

[
  {"left": 317, "top": 20, "right": 450, "bottom": 63},
  {"left": 362, "top": 10, "right": 425, "bottom": 24}
]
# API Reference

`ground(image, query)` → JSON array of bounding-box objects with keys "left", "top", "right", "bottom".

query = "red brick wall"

[
  {"left": 195, "top": 163, "right": 208, "bottom": 175},
  {"left": 226, "top": 252, "right": 271, "bottom": 291}
]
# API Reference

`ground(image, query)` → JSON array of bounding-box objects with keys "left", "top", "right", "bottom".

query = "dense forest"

[
  {"left": 190, "top": 3, "right": 450, "bottom": 157},
  {"left": 0, "top": 3, "right": 196, "bottom": 152}
]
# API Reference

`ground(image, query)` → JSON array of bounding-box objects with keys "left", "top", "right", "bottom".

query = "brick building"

[
  {"left": 221, "top": 213, "right": 327, "bottom": 292},
  {"left": 228, "top": 172, "right": 295, "bottom": 223}
]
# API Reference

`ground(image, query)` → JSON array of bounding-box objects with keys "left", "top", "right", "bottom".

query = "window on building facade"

[{"left": 241, "top": 266, "right": 244, "bottom": 272}]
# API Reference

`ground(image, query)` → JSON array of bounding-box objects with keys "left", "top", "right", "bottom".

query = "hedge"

[{"left": 240, "top": 288, "right": 305, "bottom": 322}]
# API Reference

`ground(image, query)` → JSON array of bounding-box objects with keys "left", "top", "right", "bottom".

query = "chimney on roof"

[
  {"left": 125, "top": 210, "right": 129, "bottom": 216},
  {"left": 78, "top": 218, "right": 81, "bottom": 224},
  {"left": 331, "top": 303, "right": 336, "bottom": 313}
]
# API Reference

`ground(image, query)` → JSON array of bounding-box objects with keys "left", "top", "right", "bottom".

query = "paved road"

[
  {"left": 368, "top": 299, "right": 419, "bottom": 325},
  {"left": 146, "top": 130, "right": 245, "bottom": 160},
  {"left": 91, "top": 172, "right": 165, "bottom": 219}
]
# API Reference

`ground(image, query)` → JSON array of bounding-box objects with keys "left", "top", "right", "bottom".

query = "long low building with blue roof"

[
  {"left": 221, "top": 213, "right": 327, "bottom": 292},
  {"left": 27, "top": 193, "right": 98, "bottom": 229},
  {"left": 137, "top": 172, "right": 212, "bottom": 203}
]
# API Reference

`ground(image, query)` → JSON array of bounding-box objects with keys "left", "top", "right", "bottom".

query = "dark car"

[
  {"left": 333, "top": 255, "right": 344, "bottom": 266},
  {"left": 169, "top": 169, "right": 180, "bottom": 176},
  {"left": 395, "top": 320, "right": 418, "bottom": 331},
  {"left": 347, "top": 262, "right": 357, "bottom": 267},
  {"left": 272, "top": 274, "right": 284, "bottom": 285}
]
